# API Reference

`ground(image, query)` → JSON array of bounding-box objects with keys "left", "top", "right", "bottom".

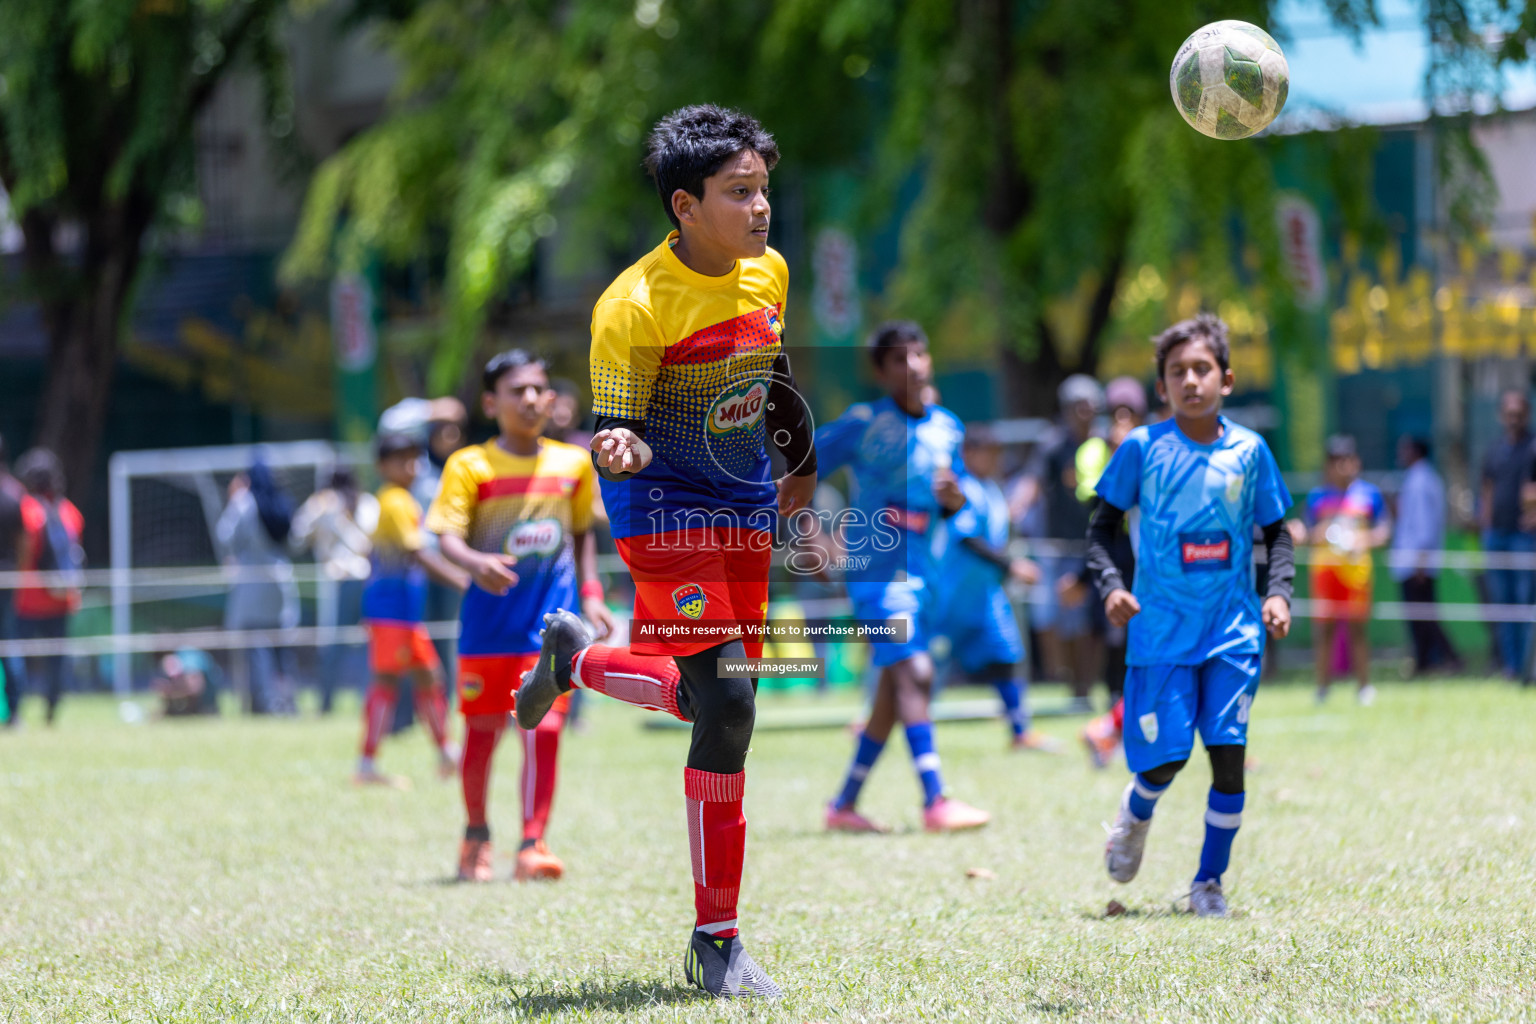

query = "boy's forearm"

[
  {"left": 415, "top": 546, "right": 465, "bottom": 588},
  {"left": 574, "top": 531, "right": 600, "bottom": 587},
  {"left": 437, "top": 532, "right": 477, "bottom": 571}
]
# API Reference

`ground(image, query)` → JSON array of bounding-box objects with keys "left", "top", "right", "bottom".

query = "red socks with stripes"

[
  {"left": 520, "top": 706, "right": 565, "bottom": 842},
  {"left": 685, "top": 767, "right": 746, "bottom": 939},
  {"left": 571, "top": 645, "right": 686, "bottom": 721},
  {"left": 461, "top": 714, "right": 503, "bottom": 833},
  {"left": 361, "top": 683, "right": 396, "bottom": 758},
  {"left": 414, "top": 683, "right": 450, "bottom": 751}
]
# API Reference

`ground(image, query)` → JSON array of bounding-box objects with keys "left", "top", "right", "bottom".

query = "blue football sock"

[
  {"left": 903, "top": 722, "right": 944, "bottom": 807},
  {"left": 1126, "top": 772, "right": 1172, "bottom": 821},
  {"left": 992, "top": 678, "right": 1027, "bottom": 738},
  {"left": 1195, "top": 788, "right": 1245, "bottom": 883},
  {"left": 833, "top": 731, "right": 886, "bottom": 810}
]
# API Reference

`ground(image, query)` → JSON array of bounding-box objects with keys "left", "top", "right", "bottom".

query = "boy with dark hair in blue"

[{"left": 1086, "top": 314, "right": 1295, "bottom": 917}]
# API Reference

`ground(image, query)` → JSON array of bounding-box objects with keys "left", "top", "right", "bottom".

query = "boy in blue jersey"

[
  {"left": 820, "top": 321, "right": 992, "bottom": 834},
  {"left": 932, "top": 426, "right": 1060, "bottom": 750},
  {"left": 1086, "top": 314, "right": 1296, "bottom": 917}
]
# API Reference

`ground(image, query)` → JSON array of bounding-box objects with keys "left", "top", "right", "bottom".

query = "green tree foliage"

[
  {"left": 286, "top": 0, "right": 1532, "bottom": 409},
  {"left": 0, "top": 0, "right": 299, "bottom": 496}
]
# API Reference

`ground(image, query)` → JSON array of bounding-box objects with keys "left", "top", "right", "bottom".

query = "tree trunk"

[{"left": 29, "top": 200, "right": 152, "bottom": 504}]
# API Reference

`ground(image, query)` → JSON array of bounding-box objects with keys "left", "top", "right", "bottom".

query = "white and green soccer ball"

[{"left": 1170, "top": 20, "right": 1289, "bottom": 140}]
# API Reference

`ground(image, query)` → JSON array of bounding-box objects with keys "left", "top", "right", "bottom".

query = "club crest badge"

[
  {"left": 672, "top": 583, "right": 707, "bottom": 620},
  {"left": 459, "top": 673, "right": 485, "bottom": 702}
]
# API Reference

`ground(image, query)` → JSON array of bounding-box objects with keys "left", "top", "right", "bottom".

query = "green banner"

[{"left": 329, "top": 267, "right": 380, "bottom": 444}]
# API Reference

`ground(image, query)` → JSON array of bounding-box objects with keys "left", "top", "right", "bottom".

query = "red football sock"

[
  {"left": 1111, "top": 697, "right": 1125, "bottom": 735},
  {"left": 685, "top": 767, "right": 746, "bottom": 938},
  {"left": 361, "top": 681, "right": 398, "bottom": 758},
  {"left": 414, "top": 681, "right": 450, "bottom": 750},
  {"left": 571, "top": 645, "right": 685, "bottom": 721},
  {"left": 461, "top": 714, "right": 504, "bottom": 830},
  {"left": 520, "top": 706, "right": 566, "bottom": 842}
]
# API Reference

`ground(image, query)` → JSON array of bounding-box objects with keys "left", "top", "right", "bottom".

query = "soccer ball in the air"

[{"left": 1170, "top": 20, "right": 1289, "bottom": 140}]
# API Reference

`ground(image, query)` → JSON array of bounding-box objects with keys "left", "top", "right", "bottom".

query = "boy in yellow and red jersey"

[
  {"left": 356, "top": 433, "right": 468, "bottom": 787},
  {"left": 426, "top": 350, "right": 615, "bottom": 883},
  {"left": 514, "top": 105, "right": 816, "bottom": 1000}
]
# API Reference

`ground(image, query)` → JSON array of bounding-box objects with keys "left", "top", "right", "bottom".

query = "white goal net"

[{"left": 107, "top": 441, "right": 370, "bottom": 694}]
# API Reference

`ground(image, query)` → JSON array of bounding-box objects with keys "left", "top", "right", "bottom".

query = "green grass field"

[{"left": 3, "top": 681, "right": 1534, "bottom": 1022}]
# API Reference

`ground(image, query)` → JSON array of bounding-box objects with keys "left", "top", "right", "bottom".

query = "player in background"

[
  {"left": 1088, "top": 314, "right": 1295, "bottom": 918},
  {"left": 931, "top": 425, "right": 1059, "bottom": 751},
  {"left": 511, "top": 106, "right": 815, "bottom": 999},
  {"left": 426, "top": 350, "right": 614, "bottom": 883},
  {"left": 355, "top": 434, "right": 468, "bottom": 788},
  {"left": 1076, "top": 378, "right": 1150, "bottom": 768},
  {"left": 819, "top": 322, "right": 994, "bottom": 834},
  {"left": 1303, "top": 434, "right": 1389, "bottom": 706}
]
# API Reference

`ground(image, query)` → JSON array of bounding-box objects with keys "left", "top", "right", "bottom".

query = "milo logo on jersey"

[
  {"left": 706, "top": 379, "right": 769, "bottom": 436},
  {"left": 504, "top": 518, "right": 564, "bottom": 559}
]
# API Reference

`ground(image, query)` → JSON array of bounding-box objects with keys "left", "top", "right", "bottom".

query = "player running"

[
  {"left": 512, "top": 105, "right": 816, "bottom": 999},
  {"left": 355, "top": 433, "right": 468, "bottom": 788},
  {"left": 426, "top": 350, "right": 614, "bottom": 883},
  {"left": 931, "top": 425, "right": 1058, "bottom": 751},
  {"left": 1087, "top": 314, "right": 1295, "bottom": 918},
  {"left": 820, "top": 321, "right": 994, "bottom": 835}
]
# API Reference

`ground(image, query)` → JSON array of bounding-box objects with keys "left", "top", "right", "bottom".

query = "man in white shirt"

[{"left": 1390, "top": 436, "right": 1462, "bottom": 676}]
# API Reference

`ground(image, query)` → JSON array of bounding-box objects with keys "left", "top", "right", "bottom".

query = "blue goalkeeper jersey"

[
  {"left": 1094, "top": 416, "right": 1292, "bottom": 666},
  {"left": 815, "top": 397, "right": 967, "bottom": 584}
]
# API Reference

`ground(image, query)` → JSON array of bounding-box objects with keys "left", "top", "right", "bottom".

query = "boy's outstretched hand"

[
  {"left": 1104, "top": 588, "right": 1141, "bottom": 627},
  {"left": 1262, "top": 595, "right": 1291, "bottom": 638},
  {"left": 591, "top": 428, "right": 653, "bottom": 475}
]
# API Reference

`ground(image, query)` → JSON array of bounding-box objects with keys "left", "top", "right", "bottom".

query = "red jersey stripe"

[
  {"left": 657, "top": 307, "right": 782, "bottom": 368},
  {"left": 476, "top": 476, "right": 577, "bottom": 500}
]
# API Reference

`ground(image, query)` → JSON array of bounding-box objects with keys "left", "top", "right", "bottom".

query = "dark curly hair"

[
  {"left": 866, "top": 320, "right": 928, "bottom": 369},
  {"left": 643, "top": 105, "right": 779, "bottom": 229},
  {"left": 1153, "top": 313, "right": 1230, "bottom": 381}
]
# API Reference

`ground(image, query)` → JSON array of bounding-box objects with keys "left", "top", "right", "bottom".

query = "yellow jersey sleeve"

[
  {"left": 375, "top": 486, "right": 424, "bottom": 552},
  {"left": 571, "top": 452, "right": 596, "bottom": 535},
  {"left": 424, "top": 449, "right": 485, "bottom": 539},
  {"left": 590, "top": 297, "right": 665, "bottom": 420}
]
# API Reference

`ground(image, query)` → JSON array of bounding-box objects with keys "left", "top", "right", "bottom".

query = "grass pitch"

[{"left": 2, "top": 680, "right": 1534, "bottom": 1022}]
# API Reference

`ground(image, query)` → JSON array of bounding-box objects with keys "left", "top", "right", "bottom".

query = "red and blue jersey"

[
  {"left": 588, "top": 230, "right": 788, "bottom": 540},
  {"left": 361, "top": 484, "right": 428, "bottom": 624},
  {"left": 424, "top": 439, "right": 596, "bottom": 656}
]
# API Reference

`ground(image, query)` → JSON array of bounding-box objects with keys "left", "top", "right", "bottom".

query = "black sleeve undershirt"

[
  {"left": 765, "top": 351, "right": 817, "bottom": 477},
  {"left": 1086, "top": 500, "right": 1128, "bottom": 599},
  {"left": 1260, "top": 519, "right": 1295, "bottom": 603},
  {"left": 959, "top": 535, "right": 1012, "bottom": 574},
  {"left": 1086, "top": 502, "right": 1297, "bottom": 604}
]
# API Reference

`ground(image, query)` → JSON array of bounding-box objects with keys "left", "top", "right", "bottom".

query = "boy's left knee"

[{"left": 1208, "top": 744, "right": 1245, "bottom": 793}]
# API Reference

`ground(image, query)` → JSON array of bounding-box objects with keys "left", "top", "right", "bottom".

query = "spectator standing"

[
  {"left": 1479, "top": 388, "right": 1534, "bottom": 679},
  {"left": 1038, "top": 374, "right": 1105, "bottom": 712},
  {"left": 13, "top": 448, "right": 84, "bottom": 725},
  {"left": 1304, "top": 435, "right": 1390, "bottom": 705},
  {"left": 0, "top": 435, "right": 26, "bottom": 726},
  {"left": 1391, "top": 437, "right": 1462, "bottom": 676},
  {"left": 1074, "top": 376, "right": 1148, "bottom": 703},
  {"left": 217, "top": 462, "right": 300, "bottom": 714},
  {"left": 290, "top": 468, "right": 378, "bottom": 713}
]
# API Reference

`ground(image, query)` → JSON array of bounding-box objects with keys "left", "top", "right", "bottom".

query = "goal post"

[{"left": 108, "top": 441, "right": 370, "bottom": 696}]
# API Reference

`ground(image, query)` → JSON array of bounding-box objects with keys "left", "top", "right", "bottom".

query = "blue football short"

[
  {"left": 847, "top": 578, "right": 931, "bottom": 668},
  {"left": 1122, "top": 653, "right": 1261, "bottom": 772},
  {"left": 935, "top": 586, "right": 1024, "bottom": 675}
]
